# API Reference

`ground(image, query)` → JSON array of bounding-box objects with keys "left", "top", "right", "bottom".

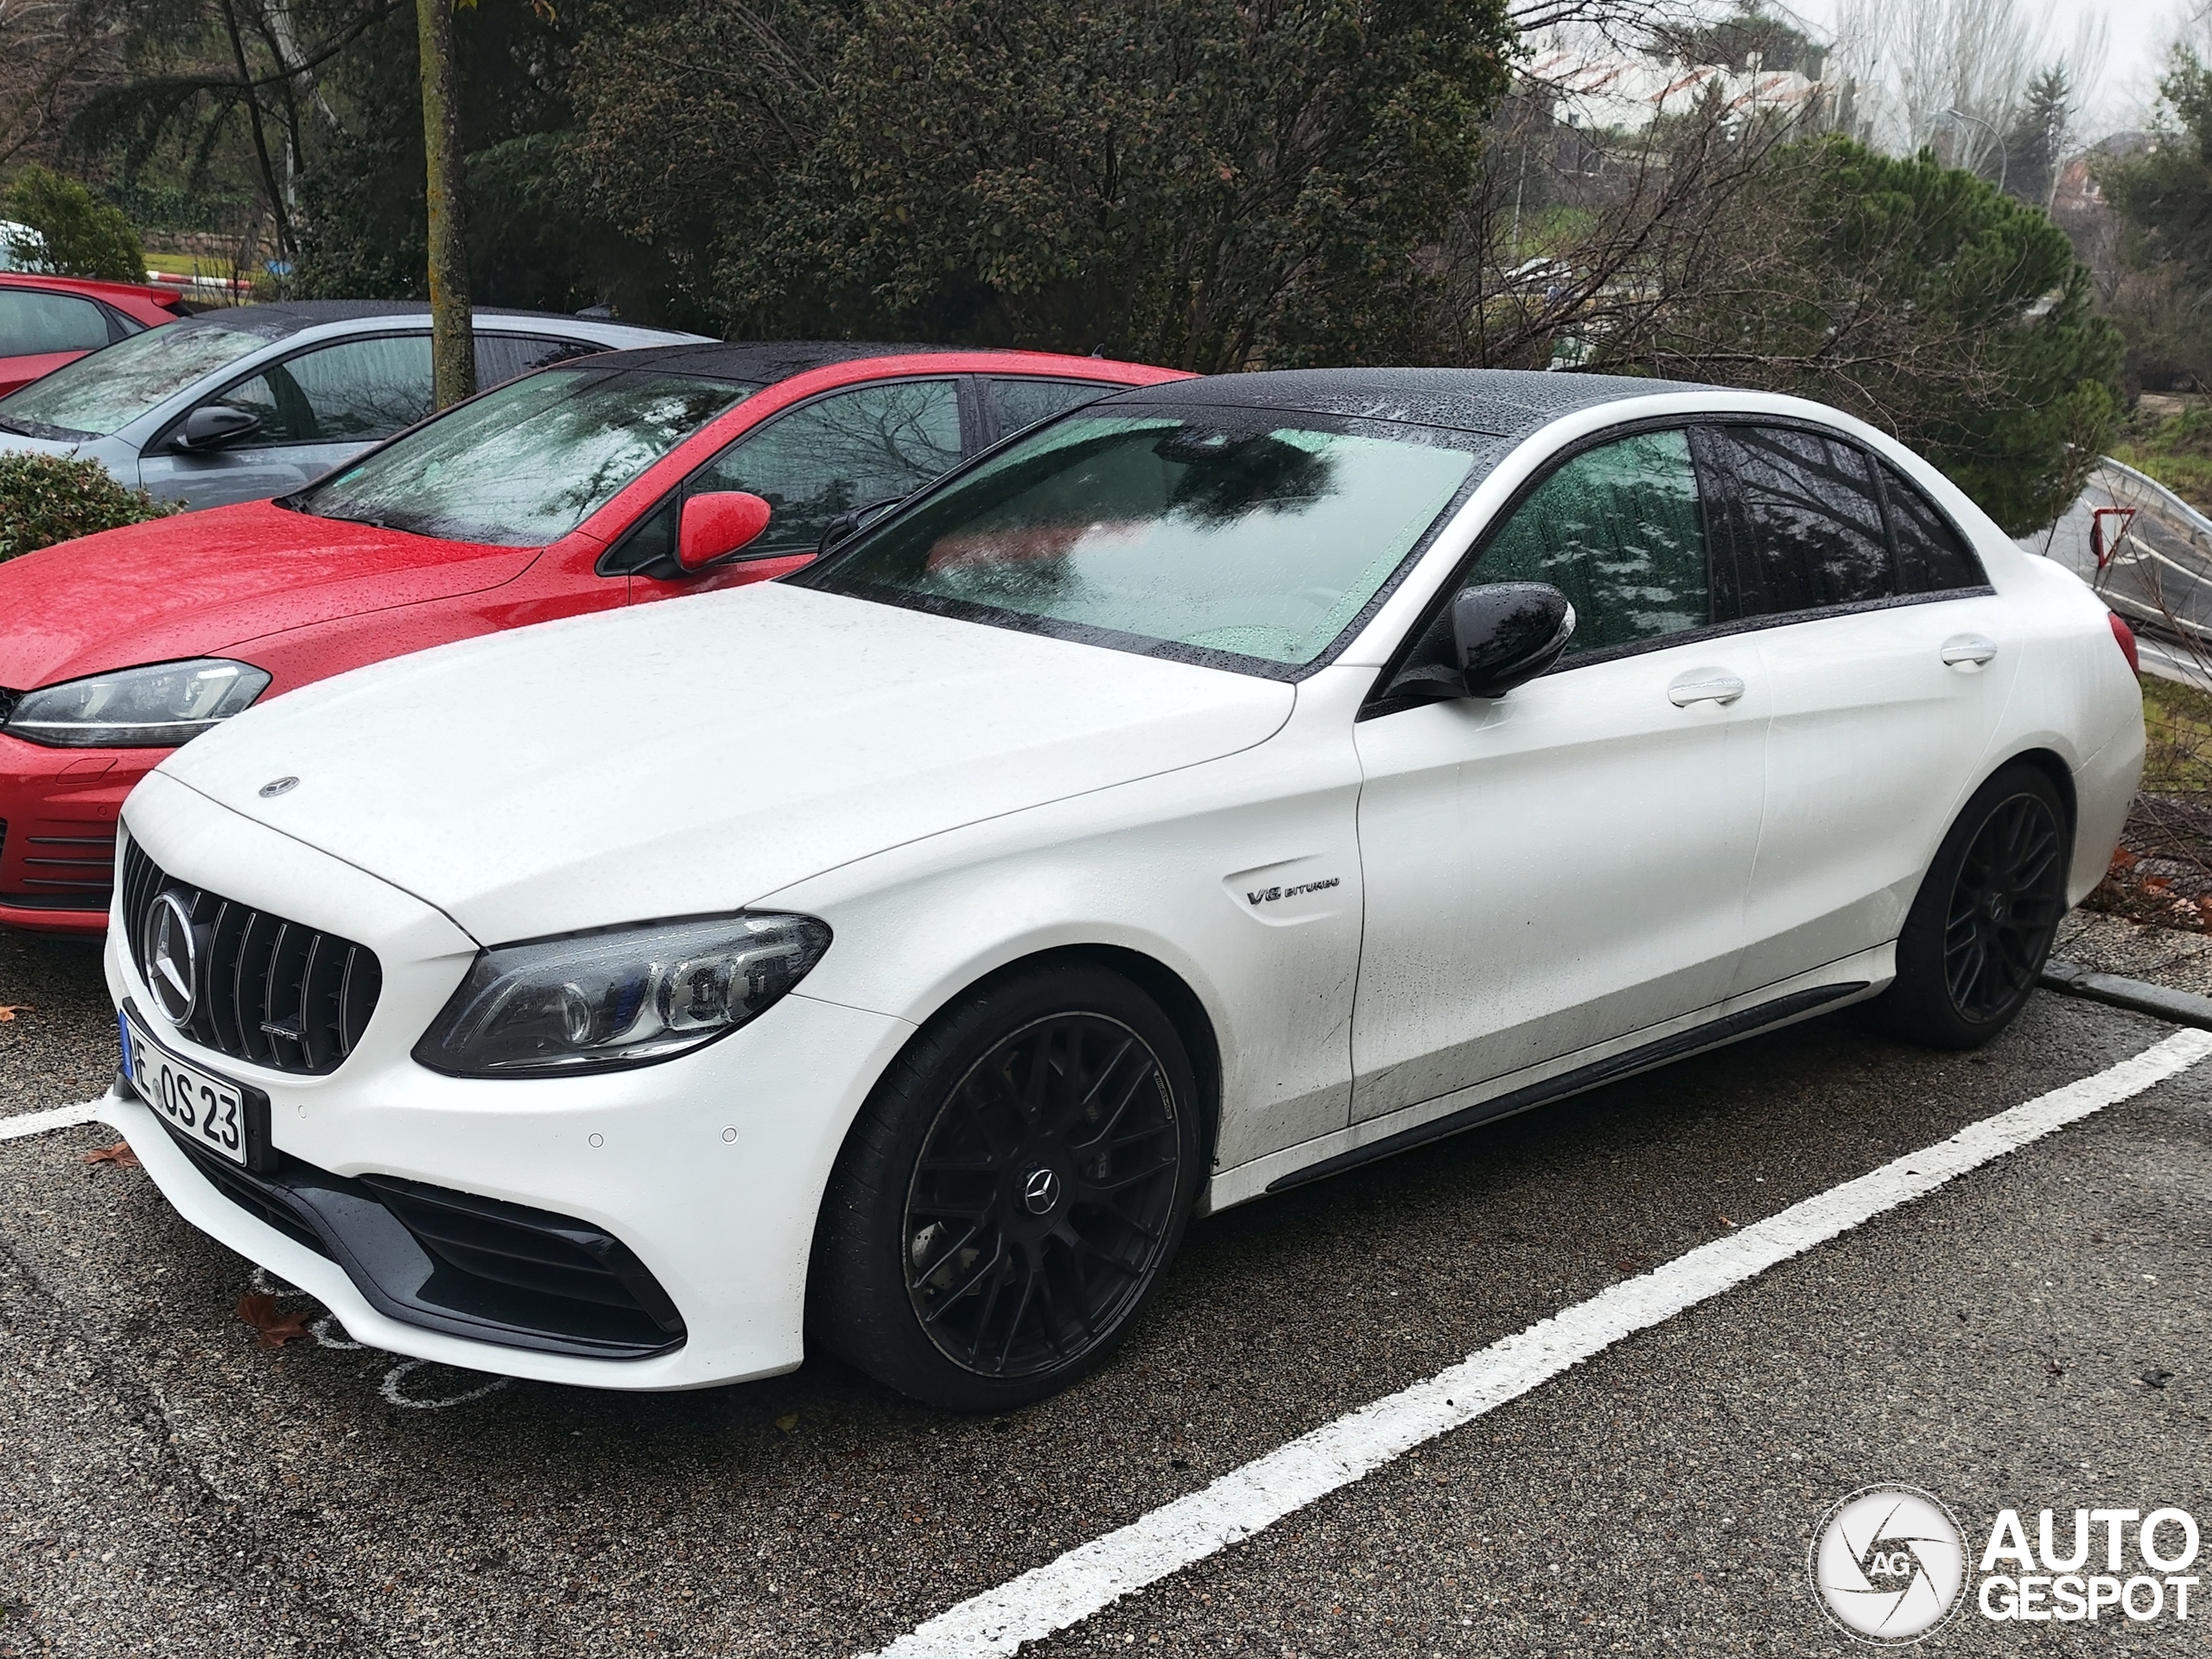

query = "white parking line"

[
  {"left": 863, "top": 1028, "right": 2212, "bottom": 1659},
  {"left": 0, "top": 1098, "right": 107, "bottom": 1142}
]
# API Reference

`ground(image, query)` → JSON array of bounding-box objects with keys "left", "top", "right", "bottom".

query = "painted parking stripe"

[
  {"left": 864, "top": 1027, "right": 2212, "bottom": 1659},
  {"left": 0, "top": 1098, "right": 107, "bottom": 1142}
]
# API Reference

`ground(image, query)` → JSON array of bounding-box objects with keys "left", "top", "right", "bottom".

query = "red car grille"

[{"left": 19, "top": 830, "right": 116, "bottom": 892}]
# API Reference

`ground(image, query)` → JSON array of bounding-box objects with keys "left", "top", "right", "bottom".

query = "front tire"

[
  {"left": 1873, "top": 762, "right": 2071, "bottom": 1049},
  {"left": 811, "top": 964, "right": 1202, "bottom": 1410}
]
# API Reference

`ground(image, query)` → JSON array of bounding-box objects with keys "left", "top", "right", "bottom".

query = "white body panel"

[
  {"left": 102, "top": 385, "right": 2146, "bottom": 1389},
  {"left": 1351, "top": 633, "right": 1767, "bottom": 1118}
]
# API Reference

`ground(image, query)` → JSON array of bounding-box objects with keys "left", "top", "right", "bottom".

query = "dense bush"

[
  {"left": 3, "top": 166, "right": 147, "bottom": 282},
  {"left": 0, "top": 454, "right": 175, "bottom": 562},
  {"left": 571, "top": 0, "right": 1516, "bottom": 368}
]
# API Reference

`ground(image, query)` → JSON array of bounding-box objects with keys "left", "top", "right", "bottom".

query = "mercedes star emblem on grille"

[{"left": 141, "top": 889, "right": 200, "bottom": 1025}]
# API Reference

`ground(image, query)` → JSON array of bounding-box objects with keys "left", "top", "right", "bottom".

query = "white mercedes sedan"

[{"left": 98, "top": 369, "right": 2143, "bottom": 1408}]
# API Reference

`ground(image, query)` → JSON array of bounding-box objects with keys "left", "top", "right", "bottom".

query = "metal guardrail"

[{"left": 2026, "top": 458, "right": 2212, "bottom": 649}]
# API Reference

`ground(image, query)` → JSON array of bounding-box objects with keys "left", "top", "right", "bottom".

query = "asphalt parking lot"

[{"left": 2, "top": 922, "right": 2207, "bottom": 1657}]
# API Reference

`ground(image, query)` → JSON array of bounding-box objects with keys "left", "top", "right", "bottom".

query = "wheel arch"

[
  {"left": 1996, "top": 746, "right": 2079, "bottom": 842},
  {"left": 871, "top": 943, "right": 1224, "bottom": 1173}
]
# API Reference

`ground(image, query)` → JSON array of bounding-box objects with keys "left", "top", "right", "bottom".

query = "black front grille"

[
  {"left": 120, "top": 835, "right": 382, "bottom": 1075},
  {"left": 151, "top": 1109, "right": 684, "bottom": 1359}
]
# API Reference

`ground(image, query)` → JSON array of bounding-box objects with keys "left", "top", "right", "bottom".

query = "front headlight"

[
  {"left": 412, "top": 912, "right": 833, "bottom": 1077},
  {"left": 4, "top": 658, "right": 271, "bottom": 748}
]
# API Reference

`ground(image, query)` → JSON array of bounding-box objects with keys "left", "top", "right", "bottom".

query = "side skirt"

[{"left": 1262, "top": 982, "right": 1866, "bottom": 1195}]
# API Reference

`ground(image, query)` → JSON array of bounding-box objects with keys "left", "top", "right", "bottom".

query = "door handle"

[
  {"left": 1941, "top": 635, "right": 1998, "bottom": 668},
  {"left": 1668, "top": 674, "right": 1745, "bottom": 707}
]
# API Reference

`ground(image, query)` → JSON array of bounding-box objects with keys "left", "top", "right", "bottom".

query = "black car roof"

[
  {"left": 574, "top": 340, "right": 1064, "bottom": 385},
  {"left": 1093, "top": 366, "right": 1712, "bottom": 440}
]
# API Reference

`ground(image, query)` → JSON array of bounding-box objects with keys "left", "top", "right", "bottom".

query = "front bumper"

[
  {"left": 0, "top": 730, "right": 166, "bottom": 933},
  {"left": 109, "top": 776, "right": 918, "bottom": 1389}
]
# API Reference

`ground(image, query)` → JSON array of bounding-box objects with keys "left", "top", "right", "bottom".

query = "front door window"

[{"left": 690, "top": 378, "right": 964, "bottom": 558}]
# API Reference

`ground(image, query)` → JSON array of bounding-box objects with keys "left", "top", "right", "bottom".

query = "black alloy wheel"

[
  {"left": 1875, "top": 762, "right": 2072, "bottom": 1049},
  {"left": 812, "top": 963, "right": 1203, "bottom": 1409},
  {"left": 904, "top": 1013, "right": 1183, "bottom": 1377},
  {"left": 1942, "top": 790, "right": 2067, "bottom": 1022}
]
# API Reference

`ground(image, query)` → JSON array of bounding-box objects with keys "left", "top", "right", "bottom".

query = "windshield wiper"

[{"left": 0, "top": 415, "right": 88, "bottom": 441}]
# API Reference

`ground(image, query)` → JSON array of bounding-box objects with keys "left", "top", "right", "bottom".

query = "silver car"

[{"left": 0, "top": 301, "right": 707, "bottom": 509}]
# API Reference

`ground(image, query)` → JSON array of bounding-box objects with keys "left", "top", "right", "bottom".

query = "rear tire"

[
  {"left": 810, "top": 964, "right": 1202, "bottom": 1411},
  {"left": 1872, "top": 762, "right": 2071, "bottom": 1050}
]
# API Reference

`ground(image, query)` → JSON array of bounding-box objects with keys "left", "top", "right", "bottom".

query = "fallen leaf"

[
  {"left": 83, "top": 1141, "right": 139, "bottom": 1168},
  {"left": 0, "top": 1005, "right": 27, "bottom": 1021},
  {"left": 236, "top": 1292, "right": 311, "bottom": 1349},
  {"left": 774, "top": 1412, "right": 798, "bottom": 1434},
  {"left": 2110, "top": 847, "right": 2139, "bottom": 872}
]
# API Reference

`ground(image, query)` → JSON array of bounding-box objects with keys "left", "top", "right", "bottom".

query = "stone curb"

[{"left": 2042, "top": 957, "right": 2212, "bottom": 1032}]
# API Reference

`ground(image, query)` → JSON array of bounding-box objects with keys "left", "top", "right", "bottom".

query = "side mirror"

[
  {"left": 1453, "top": 582, "right": 1575, "bottom": 696},
  {"left": 676, "top": 491, "right": 774, "bottom": 574},
  {"left": 173, "top": 404, "right": 261, "bottom": 452}
]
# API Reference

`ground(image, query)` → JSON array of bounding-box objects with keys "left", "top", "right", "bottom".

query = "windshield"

[
  {"left": 290, "top": 367, "right": 754, "bottom": 546},
  {"left": 0, "top": 321, "right": 270, "bottom": 438},
  {"left": 794, "top": 409, "right": 1490, "bottom": 673}
]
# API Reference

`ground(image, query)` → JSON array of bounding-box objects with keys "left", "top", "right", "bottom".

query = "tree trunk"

[{"left": 416, "top": 0, "right": 474, "bottom": 408}]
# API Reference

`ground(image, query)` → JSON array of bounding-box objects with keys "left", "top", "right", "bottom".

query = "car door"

[
  {"left": 0, "top": 287, "right": 111, "bottom": 396},
  {"left": 1350, "top": 426, "right": 1770, "bottom": 1123},
  {"left": 139, "top": 334, "right": 434, "bottom": 507},
  {"left": 1701, "top": 423, "right": 2018, "bottom": 992},
  {"left": 617, "top": 376, "right": 969, "bottom": 601}
]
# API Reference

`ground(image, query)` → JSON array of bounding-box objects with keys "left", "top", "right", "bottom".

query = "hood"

[
  {"left": 0, "top": 501, "right": 538, "bottom": 689},
  {"left": 0, "top": 432, "right": 85, "bottom": 461},
  {"left": 155, "top": 582, "right": 1296, "bottom": 944}
]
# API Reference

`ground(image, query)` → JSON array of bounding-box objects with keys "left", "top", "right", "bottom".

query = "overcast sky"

[{"left": 1783, "top": 0, "right": 2183, "bottom": 136}]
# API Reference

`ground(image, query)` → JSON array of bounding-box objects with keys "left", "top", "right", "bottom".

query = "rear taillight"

[{"left": 2109, "top": 611, "right": 2140, "bottom": 679}]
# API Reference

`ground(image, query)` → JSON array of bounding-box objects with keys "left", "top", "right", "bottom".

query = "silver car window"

[
  {"left": 213, "top": 335, "right": 435, "bottom": 444},
  {"left": 0, "top": 321, "right": 269, "bottom": 437}
]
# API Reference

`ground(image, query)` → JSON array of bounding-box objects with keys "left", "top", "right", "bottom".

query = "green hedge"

[{"left": 0, "top": 454, "right": 177, "bottom": 562}]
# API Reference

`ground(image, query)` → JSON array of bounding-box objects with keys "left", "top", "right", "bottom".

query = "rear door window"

[
  {"left": 989, "top": 377, "right": 1118, "bottom": 438},
  {"left": 1472, "top": 428, "right": 1712, "bottom": 658},
  {"left": 476, "top": 334, "right": 604, "bottom": 390},
  {"left": 207, "top": 334, "right": 434, "bottom": 445},
  {"left": 1706, "top": 425, "right": 1894, "bottom": 618},
  {"left": 687, "top": 378, "right": 964, "bottom": 556},
  {"left": 0, "top": 289, "right": 109, "bottom": 356},
  {"left": 1879, "top": 462, "right": 1986, "bottom": 593}
]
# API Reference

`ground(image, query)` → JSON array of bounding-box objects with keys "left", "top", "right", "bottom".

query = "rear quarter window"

[{"left": 1879, "top": 461, "right": 1986, "bottom": 593}]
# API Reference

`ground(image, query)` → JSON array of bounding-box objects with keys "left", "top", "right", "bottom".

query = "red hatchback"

[
  {"left": 0, "top": 342, "right": 1184, "bottom": 932},
  {"left": 0, "top": 272, "right": 191, "bottom": 396}
]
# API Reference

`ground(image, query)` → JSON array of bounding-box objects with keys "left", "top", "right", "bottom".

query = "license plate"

[{"left": 120, "top": 1010, "right": 253, "bottom": 1166}]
